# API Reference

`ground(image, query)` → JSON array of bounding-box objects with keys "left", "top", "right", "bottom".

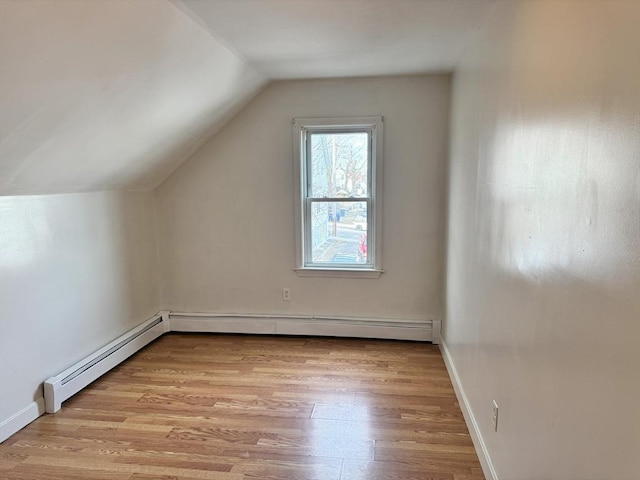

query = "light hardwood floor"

[{"left": 0, "top": 333, "right": 484, "bottom": 480}]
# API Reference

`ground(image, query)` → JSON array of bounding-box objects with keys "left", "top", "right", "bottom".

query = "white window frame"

[{"left": 293, "top": 116, "right": 383, "bottom": 278}]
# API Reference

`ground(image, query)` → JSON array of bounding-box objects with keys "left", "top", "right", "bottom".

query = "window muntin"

[{"left": 293, "top": 117, "right": 383, "bottom": 274}]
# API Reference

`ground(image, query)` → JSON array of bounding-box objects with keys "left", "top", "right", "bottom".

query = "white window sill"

[{"left": 294, "top": 268, "right": 383, "bottom": 279}]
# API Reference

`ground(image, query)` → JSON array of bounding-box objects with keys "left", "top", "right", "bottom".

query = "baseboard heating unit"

[
  {"left": 169, "top": 312, "right": 441, "bottom": 343},
  {"left": 43, "top": 313, "right": 169, "bottom": 413}
]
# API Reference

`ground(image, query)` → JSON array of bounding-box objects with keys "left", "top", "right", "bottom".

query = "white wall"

[
  {"left": 156, "top": 75, "right": 450, "bottom": 320},
  {"left": 445, "top": 1, "right": 640, "bottom": 479},
  {"left": 0, "top": 191, "right": 160, "bottom": 436}
]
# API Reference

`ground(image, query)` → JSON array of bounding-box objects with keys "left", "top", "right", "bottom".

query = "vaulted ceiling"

[{"left": 0, "top": 0, "right": 496, "bottom": 195}]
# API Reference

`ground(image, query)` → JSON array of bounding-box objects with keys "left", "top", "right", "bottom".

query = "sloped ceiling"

[
  {"left": 0, "top": 0, "right": 495, "bottom": 195},
  {"left": 0, "top": 0, "right": 266, "bottom": 195}
]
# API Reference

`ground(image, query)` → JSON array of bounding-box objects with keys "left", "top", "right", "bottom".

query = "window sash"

[
  {"left": 303, "top": 198, "right": 373, "bottom": 268},
  {"left": 302, "top": 128, "right": 373, "bottom": 268},
  {"left": 304, "top": 128, "right": 373, "bottom": 201}
]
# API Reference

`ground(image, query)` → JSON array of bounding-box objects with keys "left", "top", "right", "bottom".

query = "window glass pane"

[
  {"left": 309, "top": 201, "right": 368, "bottom": 265},
  {"left": 309, "top": 132, "right": 369, "bottom": 198}
]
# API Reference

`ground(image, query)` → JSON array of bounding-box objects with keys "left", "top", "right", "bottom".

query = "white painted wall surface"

[
  {"left": 156, "top": 76, "right": 450, "bottom": 320},
  {"left": 0, "top": 191, "right": 159, "bottom": 431},
  {"left": 445, "top": 1, "right": 640, "bottom": 479}
]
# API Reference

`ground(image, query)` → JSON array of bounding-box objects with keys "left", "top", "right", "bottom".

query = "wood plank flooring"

[{"left": 0, "top": 333, "right": 484, "bottom": 480}]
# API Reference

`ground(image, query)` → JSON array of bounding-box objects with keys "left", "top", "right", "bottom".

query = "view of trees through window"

[{"left": 307, "top": 132, "right": 370, "bottom": 265}]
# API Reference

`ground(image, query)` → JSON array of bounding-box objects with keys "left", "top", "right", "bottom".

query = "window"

[{"left": 293, "top": 116, "right": 383, "bottom": 277}]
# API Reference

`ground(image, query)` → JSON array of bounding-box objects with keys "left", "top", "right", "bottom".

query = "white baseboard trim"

[
  {"left": 439, "top": 339, "right": 498, "bottom": 480},
  {"left": 169, "top": 312, "right": 439, "bottom": 343},
  {"left": 0, "top": 398, "right": 45, "bottom": 443}
]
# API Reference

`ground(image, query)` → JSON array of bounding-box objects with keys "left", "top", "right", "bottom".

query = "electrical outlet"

[
  {"left": 282, "top": 288, "right": 291, "bottom": 301},
  {"left": 492, "top": 400, "right": 499, "bottom": 432}
]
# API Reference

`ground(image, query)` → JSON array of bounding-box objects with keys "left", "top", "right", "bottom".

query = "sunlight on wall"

[{"left": 482, "top": 116, "right": 638, "bottom": 283}]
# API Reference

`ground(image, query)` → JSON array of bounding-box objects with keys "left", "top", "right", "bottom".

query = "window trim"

[{"left": 292, "top": 116, "right": 384, "bottom": 277}]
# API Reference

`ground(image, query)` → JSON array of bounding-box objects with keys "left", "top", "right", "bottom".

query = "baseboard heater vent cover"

[
  {"left": 43, "top": 313, "right": 168, "bottom": 413},
  {"left": 169, "top": 312, "right": 440, "bottom": 344}
]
